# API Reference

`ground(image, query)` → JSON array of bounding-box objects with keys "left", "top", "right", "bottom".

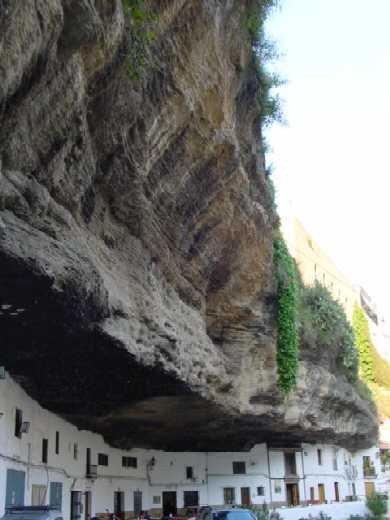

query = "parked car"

[
  {"left": 196, "top": 507, "right": 211, "bottom": 520},
  {"left": 200, "top": 508, "right": 256, "bottom": 520},
  {"left": 1, "top": 506, "right": 63, "bottom": 520}
]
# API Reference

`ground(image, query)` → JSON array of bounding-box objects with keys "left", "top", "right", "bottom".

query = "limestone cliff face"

[{"left": 0, "top": 0, "right": 377, "bottom": 450}]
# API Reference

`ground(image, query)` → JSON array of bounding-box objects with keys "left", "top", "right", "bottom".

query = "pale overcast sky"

[{"left": 266, "top": 0, "right": 390, "bottom": 322}]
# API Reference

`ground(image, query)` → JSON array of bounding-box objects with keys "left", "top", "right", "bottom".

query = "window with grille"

[
  {"left": 55, "top": 431, "right": 60, "bottom": 455},
  {"left": 233, "top": 461, "right": 246, "bottom": 474},
  {"left": 42, "top": 439, "right": 48, "bottom": 464},
  {"left": 317, "top": 449, "right": 322, "bottom": 465},
  {"left": 98, "top": 453, "right": 109, "bottom": 466},
  {"left": 223, "top": 488, "right": 235, "bottom": 504},
  {"left": 122, "top": 456, "right": 137, "bottom": 468},
  {"left": 15, "top": 409, "right": 23, "bottom": 438}
]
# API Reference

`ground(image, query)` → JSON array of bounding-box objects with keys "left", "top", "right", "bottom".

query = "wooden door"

[
  {"left": 292, "top": 484, "right": 300, "bottom": 506},
  {"left": 365, "top": 482, "right": 375, "bottom": 497},
  {"left": 334, "top": 482, "right": 340, "bottom": 502},
  {"left": 318, "top": 484, "right": 326, "bottom": 504},
  {"left": 286, "top": 484, "right": 300, "bottom": 506},
  {"left": 241, "top": 487, "right": 251, "bottom": 506},
  {"left": 162, "top": 491, "right": 177, "bottom": 516}
]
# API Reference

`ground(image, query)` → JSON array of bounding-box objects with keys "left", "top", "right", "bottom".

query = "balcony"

[
  {"left": 86, "top": 464, "right": 98, "bottom": 479},
  {"left": 284, "top": 453, "right": 298, "bottom": 478}
]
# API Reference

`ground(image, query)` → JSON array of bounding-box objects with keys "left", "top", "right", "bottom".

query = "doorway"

[
  {"left": 241, "top": 488, "right": 251, "bottom": 506},
  {"left": 365, "top": 482, "right": 375, "bottom": 497},
  {"left": 334, "top": 482, "right": 340, "bottom": 502},
  {"left": 318, "top": 484, "right": 326, "bottom": 504},
  {"left": 286, "top": 483, "right": 300, "bottom": 506},
  {"left": 85, "top": 491, "right": 92, "bottom": 520},
  {"left": 5, "top": 469, "right": 25, "bottom": 507},
  {"left": 162, "top": 491, "right": 177, "bottom": 516},
  {"left": 134, "top": 491, "right": 143, "bottom": 518},
  {"left": 70, "top": 491, "right": 83, "bottom": 520},
  {"left": 114, "top": 491, "right": 125, "bottom": 520},
  {"left": 284, "top": 453, "right": 297, "bottom": 475},
  {"left": 183, "top": 491, "right": 199, "bottom": 508},
  {"left": 50, "top": 482, "right": 63, "bottom": 511}
]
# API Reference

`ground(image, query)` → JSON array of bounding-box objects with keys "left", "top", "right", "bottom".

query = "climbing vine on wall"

[
  {"left": 353, "top": 305, "right": 375, "bottom": 383},
  {"left": 274, "top": 235, "right": 299, "bottom": 394}
]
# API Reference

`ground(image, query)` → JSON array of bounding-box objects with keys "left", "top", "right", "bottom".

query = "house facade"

[{"left": 0, "top": 371, "right": 383, "bottom": 520}]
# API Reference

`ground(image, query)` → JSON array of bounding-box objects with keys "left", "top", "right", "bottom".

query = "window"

[
  {"left": 352, "top": 483, "right": 356, "bottom": 496},
  {"left": 98, "top": 453, "right": 109, "bottom": 466},
  {"left": 122, "top": 456, "right": 137, "bottom": 468},
  {"left": 153, "top": 496, "right": 161, "bottom": 505},
  {"left": 310, "top": 487, "right": 315, "bottom": 502},
  {"left": 15, "top": 409, "right": 23, "bottom": 438},
  {"left": 257, "top": 487, "right": 264, "bottom": 496},
  {"left": 73, "top": 443, "right": 78, "bottom": 460},
  {"left": 50, "top": 482, "right": 63, "bottom": 510},
  {"left": 186, "top": 466, "right": 194, "bottom": 479},
  {"left": 183, "top": 491, "right": 199, "bottom": 507},
  {"left": 274, "top": 480, "right": 281, "bottom": 494},
  {"left": 223, "top": 487, "right": 235, "bottom": 504},
  {"left": 333, "top": 448, "right": 338, "bottom": 471},
  {"left": 42, "top": 438, "right": 48, "bottom": 463},
  {"left": 55, "top": 431, "right": 60, "bottom": 455},
  {"left": 32, "top": 485, "right": 46, "bottom": 505},
  {"left": 317, "top": 449, "right": 322, "bottom": 465},
  {"left": 233, "top": 461, "right": 246, "bottom": 474}
]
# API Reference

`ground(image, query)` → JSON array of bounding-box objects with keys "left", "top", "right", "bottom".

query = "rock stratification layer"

[{"left": 0, "top": 0, "right": 377, "bottom": 450}]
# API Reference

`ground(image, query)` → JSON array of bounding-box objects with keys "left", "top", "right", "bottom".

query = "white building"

[{"left": 0, "top": 371, "right": 383, "bottom": 520}]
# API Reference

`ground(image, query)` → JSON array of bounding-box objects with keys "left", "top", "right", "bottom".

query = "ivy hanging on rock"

[{"left": 274, "top": 235, "right": 299, "bottom": 394}]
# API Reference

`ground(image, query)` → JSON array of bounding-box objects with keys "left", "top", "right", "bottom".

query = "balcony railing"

[
  {"left": 86, "top": 464, "right": 98, "bottom": 479},
  {"left": 285, "top": 469, "right": 298, "bottom": 477}
]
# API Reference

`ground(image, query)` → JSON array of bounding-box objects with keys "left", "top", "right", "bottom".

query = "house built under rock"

[{"left": 0, "top": 372, "right": 382, "bottom": 520}]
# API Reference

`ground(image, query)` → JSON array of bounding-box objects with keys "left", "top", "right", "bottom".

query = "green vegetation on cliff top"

[
  {"left": 247, "top": 0, "right": 284, "bottom": 127},
  {"left": 274, "top": 236, "right": 360, "bottom": 394}
]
